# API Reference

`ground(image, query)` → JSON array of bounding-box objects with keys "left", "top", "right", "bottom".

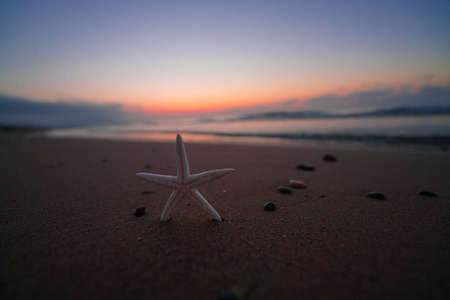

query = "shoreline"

[
  {"left": 1, "top": 133, "right": 449, "bottom": 299},
  {"left": 36, "top": 128, "right": 450, "bottom": 155}
]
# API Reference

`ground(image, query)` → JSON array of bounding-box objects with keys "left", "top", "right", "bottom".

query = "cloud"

[
  {"left": 302, "top": 85, "right": 450, "bottom": 112},
  {"left": 0, "top": 95, "right": 140, "bottom": 128},
  {"left": 220, "top": 85, "right": 450, "bottom": 117}
]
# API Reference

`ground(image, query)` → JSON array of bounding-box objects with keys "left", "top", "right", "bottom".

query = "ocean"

[{"left": 44, "top": 112, "right": 450, "bottom": 152}]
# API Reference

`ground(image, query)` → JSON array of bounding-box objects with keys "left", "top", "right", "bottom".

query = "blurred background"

[{"left": 1, "top": 0, "right": 449, "bottom": 148}]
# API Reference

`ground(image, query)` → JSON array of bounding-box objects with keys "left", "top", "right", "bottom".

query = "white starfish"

[{"left": 136, "top": 134, "right": 234, "bottom": 222}]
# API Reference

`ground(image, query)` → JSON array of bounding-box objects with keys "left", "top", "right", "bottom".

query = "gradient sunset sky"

[{"left": 1, "top": 0, "right": 449, "bottom": 114}]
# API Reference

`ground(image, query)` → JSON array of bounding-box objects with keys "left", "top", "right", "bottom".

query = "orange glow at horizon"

[
  {"left": 5, "top": 69, "right": 449, "bottom": 115},
  {"left": 125, "top": 90, "right": 309, "bottom": 114},
  {"left": 135, "top": 97, "right": 277, "bottom": 114},
  {"left": 122, "top": 77, "right": 445, "bottom": 114},
  {"left": 118, "top": 78, "right": 362, "bottom": 114}
]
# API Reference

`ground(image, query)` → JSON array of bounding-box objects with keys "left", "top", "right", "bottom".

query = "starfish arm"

[
  {"left": 188, "top": 168, "right": 235, "bottom": 188},
  {"left": 135, "top": 173, "right": 179, "bottom": 188},
  {"left": 186, "top": 188, "right": 222, "bottom": 221},
  {"left": 176, "top": 134, "right": 190, "bottom": 180},
  {"left": 160, "top": 189, "right": 185, "bottom": 221}
]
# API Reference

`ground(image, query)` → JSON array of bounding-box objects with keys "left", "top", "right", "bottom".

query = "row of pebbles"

[
  {"left": 366, "top": 190, "right": 438, "bottom": 200},
  {"left": 264, "top": 155, "right": 335, "bottom": 211},
  {"left": 265, "top": 180, "right": 309, "bottom": 211},
  {"left": 265, "top": 154, "right": 337, "bottom": 211},
  {"left": 264, "top": 153, "right": 439, "bottom": 211}
]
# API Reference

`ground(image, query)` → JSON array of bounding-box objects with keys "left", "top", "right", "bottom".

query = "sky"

[{"left": 1, "top": 0, "right": 449, "bottom": 116}]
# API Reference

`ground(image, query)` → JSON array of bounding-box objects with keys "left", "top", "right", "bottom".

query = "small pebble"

[
  {"left": 289, "top": 180, "right": 306, "bottom": 189},
  {"left": 323, "top": 154, "right": 337, "bottom": 161},
  {"left": 145, "top": 164, "right": 152, "bottom": 169},
  {"left": 319, "top": 194, "right": 325, "bottom": 198},
  {"left": 297, "top": 164, "right": 315, "bottom": 171},
  {"left": 102, "top": 159, "right": 108, "bottom": 163},
  {"left": 278, "top": 186, "right": 293, "bottom": 194},
  {"left": 138, "top": 237, "right": 141, "bottom": 241},
  {"left": 134, "top": 207, "right": 146, "bottom": 217},
  {"left": 366, "top": 192, "right": 386, "bottom": 200},
  {"left": 141, "top": 191, "right": 155, "bottom": 195},
  {"left": 419, "top": 190, "right": 437, "bottom": 197},
  {"left": 264, "top": 202, "right": 276, "bottom": 211},
  {"left": 219, "top": 289, "right": 244, "bottom": 300}
]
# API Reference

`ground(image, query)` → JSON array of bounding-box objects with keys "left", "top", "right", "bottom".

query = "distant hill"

[
  {"left": 0, "top": 95, "right": 135, "bottom": 128},
  {"left": 200, "top": 105, "right": 450, "bottom": 122}
]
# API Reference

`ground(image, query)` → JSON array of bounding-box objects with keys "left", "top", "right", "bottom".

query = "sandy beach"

[{"left": 1, "top": 132, "right": 449, "bottom": 299}]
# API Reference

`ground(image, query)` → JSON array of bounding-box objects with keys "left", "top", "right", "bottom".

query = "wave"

[{"left": 118, "top": 129, "right": 450, "bottom": 146}]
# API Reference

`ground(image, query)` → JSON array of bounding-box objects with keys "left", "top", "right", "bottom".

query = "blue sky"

[{"left": 1, "top": 0, "right": 449, "bottom": 114}]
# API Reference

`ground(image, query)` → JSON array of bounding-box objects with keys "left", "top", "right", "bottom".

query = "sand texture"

[{"left": 1, "top": 134, "right": 449, "bottom": 299}]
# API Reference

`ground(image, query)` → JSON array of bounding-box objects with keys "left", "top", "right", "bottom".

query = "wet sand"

[{"left": 1, "top": 133, "right": 449, "bottom": 299}]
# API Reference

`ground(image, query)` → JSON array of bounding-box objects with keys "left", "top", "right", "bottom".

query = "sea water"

[{"left": 45, "top": 114, "right": 450, "bottom": 151}]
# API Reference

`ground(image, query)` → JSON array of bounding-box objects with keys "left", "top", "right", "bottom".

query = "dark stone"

[
  {"left": 323, "top": 154, "right": 337, "bottom": 161},
  {"left": 419, "top": 190, "right": 437, "bottom": 197},
  {"left": 219, "top": 290, "right": 244, "bottom": 300},
  {"left": 319, "top": 194, "right": 325, "bottom": 198},
  {"left": 278, "top": 186, "right": 293, "bottom": 194},
  {"left": 297, "top": 164, "right": 315, "bottom": 171},
  {"left": 264, "top": 202, "right": 276, "bottom": 211},
  {"left": 102, "top": 159, "right": 108, "bottom": 163},
  {"left": 134, "top": 207, "right": 146, "bottom": 217},
  {"left": 141, "top": 191, "right": 155, "bottom": 195},
  {"left": 366, "top": 192, "right": 386, "bottom": 200},
  {"left": 145, "top": 164, "right": 152, "bottom": 169}
]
